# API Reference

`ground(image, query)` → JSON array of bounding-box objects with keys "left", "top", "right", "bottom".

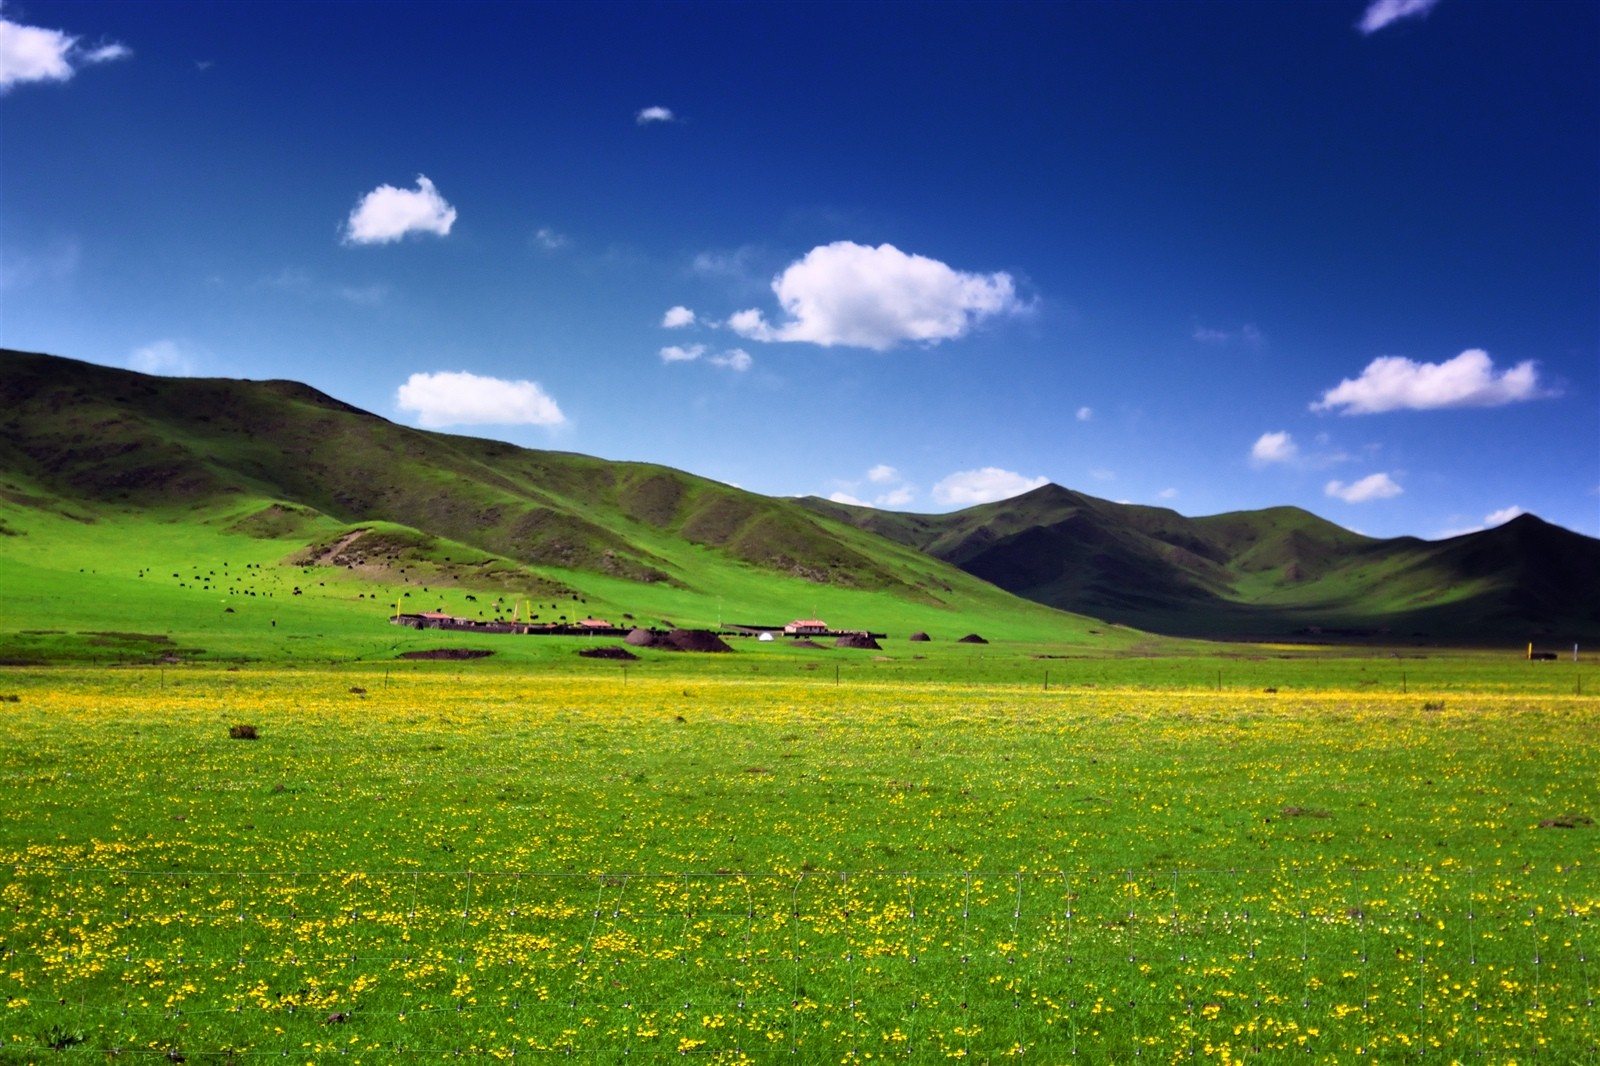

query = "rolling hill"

[
  {"left": 799, "top": 484, "right": 1600, "bottom": 644},
  {"left": 3, "top": 347, "right": 1594, "bottom": 652},
  {"left": 0, "top": 348, "right": 1117, "bottom": 657}
]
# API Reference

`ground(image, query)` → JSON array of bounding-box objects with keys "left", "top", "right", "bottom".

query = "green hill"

[
  {"left": 6, "top": 348, "right": 1592, "bottom": 660},
  {"left": 0, "top": 349, "right": 1122, "bottom": 662},
  {"left": 800, "top": 484, "right": 1600, "bottom": 644}
]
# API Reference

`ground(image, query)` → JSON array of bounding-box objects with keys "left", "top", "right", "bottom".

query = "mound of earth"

[
  {"left": 790, "top": 639, "right": 828, "bottom": 649},
  {"left": 957, "top": 633, "right": 988, "bottom": 644},
  {"left": 834, "top": 632, "right": 881, "bottom": 650},
  {"left": 578, "top": 645, "right": 639, "bottom": 660},
  {"left": 665, "top": 628, "right": 733, "bottom": 653},
  {"left": 624, "top": 627, "right": 661, "bottom": 647},
  {"left": 908, "top": 631, "right": 931, "bottom": 642},
  {"left": 398, "top": 648, "right": 495, "bottom": 660}
]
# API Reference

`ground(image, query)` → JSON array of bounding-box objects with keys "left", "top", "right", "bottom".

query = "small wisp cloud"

[
  {"left": 658, "top": 344, "right": 751, "bottom": 371},
  {"left": 1313, "top": 349, "right": 1546, "bottom": 415},
  {"left": 0, "top": 4, "right": 130, "bottom": 92},
  {"left": 343, "top": 176, "right": 457, "bottom": 245},
  {"left": 397, "top": 371, "right": 565, "bottom": 429},
  {"left": 1358, "top": 0, "right": 1443, "bottom": 35},
  {"left": 727, "top": 241, "right": 1024, "bottom": 351}
]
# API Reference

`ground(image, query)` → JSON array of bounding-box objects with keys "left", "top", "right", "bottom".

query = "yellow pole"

[{"left": 1527, "top": 642, "right": 1533, "bottom": 660}]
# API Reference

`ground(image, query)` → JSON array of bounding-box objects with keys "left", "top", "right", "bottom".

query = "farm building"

[{"left": 785, "top": 619, "right": 829, "bottom": 636}]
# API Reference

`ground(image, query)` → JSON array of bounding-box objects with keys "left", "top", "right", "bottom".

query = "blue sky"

[{"left": 3, "top": 0, "right": 1596, "bottom": 539}]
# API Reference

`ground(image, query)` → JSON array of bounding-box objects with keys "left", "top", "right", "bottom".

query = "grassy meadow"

[
  {"left": 2, "top": 484, "right": 1596, "bottom": 1060},
  {"left": 1, "top": 664, "right": 1595, "bottom": 1062}
]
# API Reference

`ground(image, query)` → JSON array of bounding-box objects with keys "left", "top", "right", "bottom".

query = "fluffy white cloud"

[
  {"left": 1075, "top": 406, "right": 1093, "bottom": 422},
  {"left": 708, "top": 348, "right": 752, "bottom": 372},
  {"left": 1358, "top": 0, "right": 1443, "bottom": 34},
  {"left": 729, "top": 241, "right": 1023, "bottom": 351},
  {"left": 636, "top": 105, "right": 675, "bottom": 124},
  {"left": 0, "top": 6, "right": 129, "bottom": 91},
  {"left": 1325, "top": 473, "right": 1403, "bottom": 503},
  {"left": 128, "top": 340, "right": 199, "bottom": 377},
  {"left": 661, "top": 305, "right": 696, "bottom": 328},
  {"left": 1250, "top": 430, "right": 1300, "bottom": 466},
  {"left": 1158, "top": 488, "right": 1179, "bottom": 500},
  {"left": 829, "top": 491, "right": 871, "bottom": 507},
  {"left": 932, "top": 467, "right": 1049, "bottom": 507},
  {"left": 343, "top": 175, "right": 457, "bottom": 245},
  {"left": 1313, "top": 349, "right": 1546, "bottom": 415},
  {"left": 867, "top": 464, "right": 898, "bottom": 484},
  {"left": 659, "top": 344, "right": 704, "bottom": 363},
  {"left": 396, "top": 371, "right": 565, "bottom": 428}
]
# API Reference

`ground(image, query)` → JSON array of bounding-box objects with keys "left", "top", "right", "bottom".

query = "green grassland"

[
  {"left": 0, "top": 669, "right": 1594, "bottom": 1061},
  {"left": 4, "top": 351, "right": 1597, "bottom": 1061}
]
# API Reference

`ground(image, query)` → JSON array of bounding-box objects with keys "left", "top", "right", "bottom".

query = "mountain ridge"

[{"left": 5, "top": 347, "right": 1597, "bottom": 646}]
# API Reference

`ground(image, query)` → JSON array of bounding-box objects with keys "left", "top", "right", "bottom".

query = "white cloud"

[
  {"left": 831, "top": 465, "right": 917, "bottom": 509},
  {"left": 1325, "top": 472, "right": 1403, "bottom": 503},
  {"left": 82, "top": 41, "right": 130, "bottom": 64},
  {"left": 1075, "top": 406, "right": 1093, "bottom": 422},
  {"left": 1434, "top": 505, "right": 1526, "bottom": 540},
  {"left": 659, "top": 344, "right": 705, "bottom": 363},
  {"left": 1358, "top": 0, "right": 1443, "bottom": 34},
  {"left": 636, "top": 105, "right": 675, "bottom": 124},
  {"left": 0, "top": 7, "right": 129, "bottom": 92},
  {"left": 931, "top": 467, "right": 1049, "bottom": 507},
  {"left": 660, "top": 344, "right": 749, "bottom": 371},
  {"left": 1313, "top": 349, "right": 1547, "bottom": 415},
  {"left": 661, "top": 305, "right": 696, "bottom": 329},
  {"left": 1250, "top": 430, "right": 1300, "bottom": 466},
  {"left": 876, "top": 485, "right": 916, "bottom": 508},
  {"left": 128, "top": 340, "right": 199, "bottom": 377},
  {"left": 1089, "top": 468, "right": 1116, "bottom": 482},
  {"left": 708, "top": 348, "right": 752, "bottom": 372},
  {"left": 342, "top": 175, "right": 457, "bottom": 245},
  {"left": 396, "top": 371, "right": 565, "bottom": 428},
  {"left": 1158, "top": 488, "right": 1179, "bottom": 500},
  {"left": 729, "top": 241, "right": 1024, "bottom": 351}
]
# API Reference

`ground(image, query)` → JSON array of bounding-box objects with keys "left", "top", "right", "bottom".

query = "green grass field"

[
  {"left": 2, "top": 474, "right": 1596, "bottom": 1060},
  {"left": 1, "top": 665, "right": 1594, "bottom": 1062}
]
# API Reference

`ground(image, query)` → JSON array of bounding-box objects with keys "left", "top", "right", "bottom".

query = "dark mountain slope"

[{"left": 801, "top": 486, "right": 1600, "bottom": 644}]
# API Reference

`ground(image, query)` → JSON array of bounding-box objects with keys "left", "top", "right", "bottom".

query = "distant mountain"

[
  {"left": 5, "top": 348, "right": 1594, "bottom": 647},
  {"left": 0, "top": 348, "right": 1094, "bottom": 640},
  {"left": 799, "top": 484, "right": 1600, "bottom": 644}
]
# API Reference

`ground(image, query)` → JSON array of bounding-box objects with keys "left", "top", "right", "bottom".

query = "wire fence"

[{"left": 3, "top": 863, "right": 1594, "bottom": 1061}]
